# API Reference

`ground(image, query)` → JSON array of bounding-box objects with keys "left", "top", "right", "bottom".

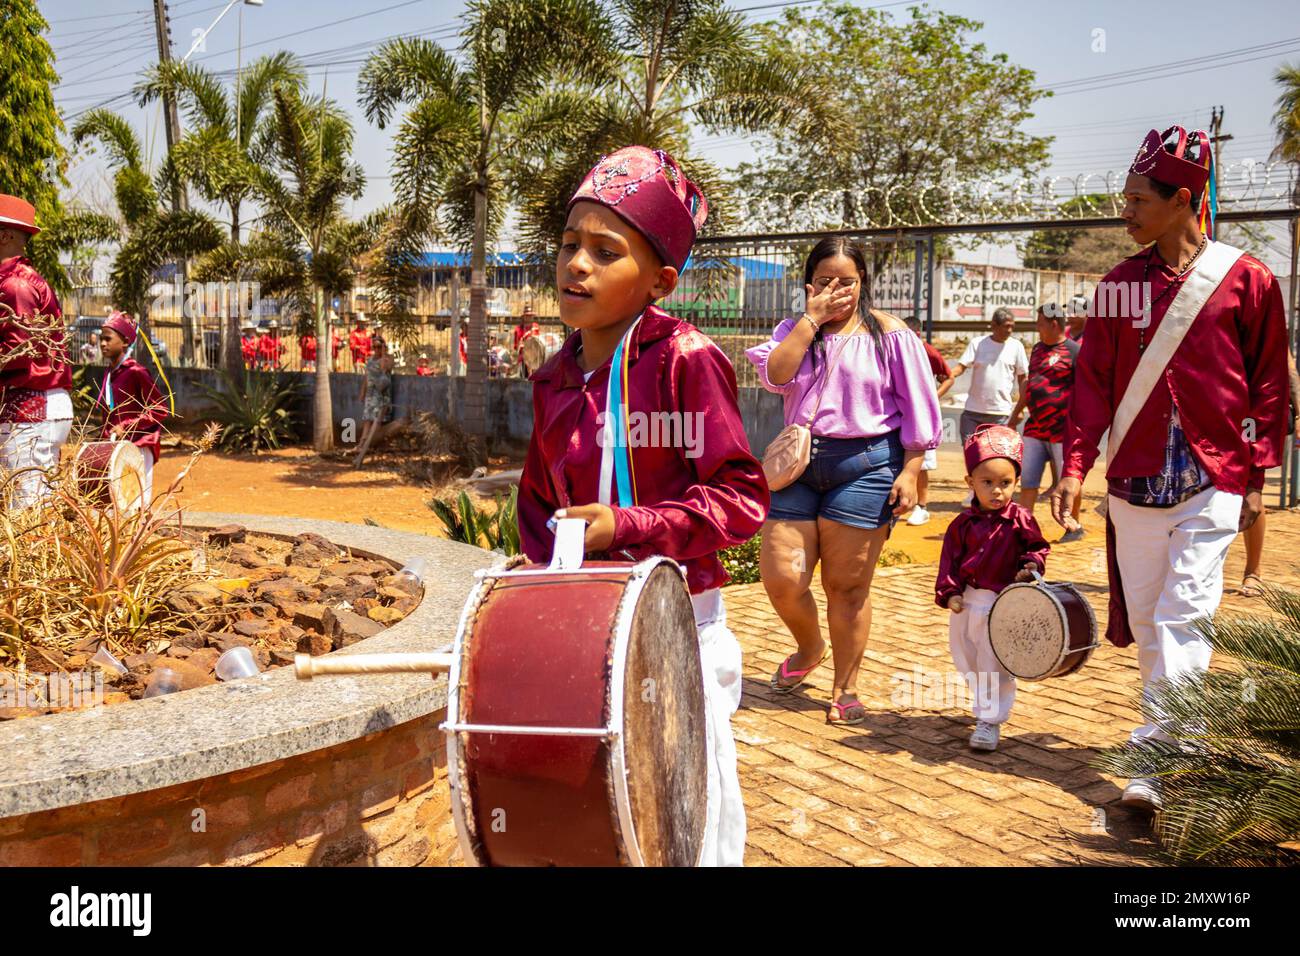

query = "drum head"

[
  {"left": 619, "top": 563, "right": 707, "bottom": 867},
  {"left": 111, "top": 442, "right": 146, "bottom": 514},
  {"left": 988, "top": 583, "right": 1067, "bottom": 681}
]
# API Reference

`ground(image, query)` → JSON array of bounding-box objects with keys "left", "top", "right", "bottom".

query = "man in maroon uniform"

[
  {"left": 0, "top": 195, "right": 73, "bottom": 509},
  {"left": 1052, "top": 126, "right": 1288, "bottom": 813},
  {"left": 1009, "top": 305, "right": 1081, "bottom": 532}
]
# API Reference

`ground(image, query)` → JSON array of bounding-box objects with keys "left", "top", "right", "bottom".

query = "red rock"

[
  {"left": 165, "top": 658, "right": 217, "bottom": 690},
  {"left": 187, "top": 648, "right": 220, "bottom": 673},
  {"left": 206, "top": 524, "right": 247, "bottom": 545},
  {"left": 325, "top": 608, "right": 384, "bottom": 648},
  {"left": 292, "top": 603, "right": 330, "bottom": 633},
  {"left": 231, "top": 620, "right": 269, "bottom": 640},
  {"left": 296, "top": 632, "right": 331, "bottom": 656},
  {"left": 270, "top": 648, "right": 297, "bottom": 667},
  {"left": 226, "top": 543, "right": 266, "bottom": 569},
  {"left": 166, "top": 645, "right": 194, "bottom": 660}
]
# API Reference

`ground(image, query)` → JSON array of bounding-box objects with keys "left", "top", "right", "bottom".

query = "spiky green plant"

[
  {"left": 428, "top": 487, "right": 521, "bottom": 556},
  {"left": 1094, "top": 586, "right": 1300, "bottom": 865},
  {"left": 200, "top": 371, "right": 300, "bottom": 453}
]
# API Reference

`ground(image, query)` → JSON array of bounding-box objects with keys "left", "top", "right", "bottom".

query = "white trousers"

[
  {"left": 948, "top": 586, "right": 1016, "bottom": 724},
  {"left": 139, "top": 447, "right": 156, "bottom": 509},
  {"left": 0, "top": 418, "right": 73, "bottom": 510},
  {"left": 692, "top": 588, "right": 745, "bottom": 867},
  {"left": 1109, "top": 486, "right": 1242, "bottom": 744}
]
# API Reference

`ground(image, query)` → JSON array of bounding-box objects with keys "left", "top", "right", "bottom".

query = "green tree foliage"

[
  {"left": 511, "top": 0, "right": 833, "bottom": 257},
  {"left": 737, "top": 2, "right": 1052, "bottom": 256},
  {"left": 248, "top": 86, "right": 365, "bottom": 452},
  {"left": 358, "top": 0, "right": 612, "bottom": 446},
  {"left": 136, "top": 54, "right": 308, "bottom": 372},
  {"left": 70, "top": 110, "right": 223, "bottom": 322},
  {"left": 0, "top": 2, "right": 115, "bottom": 292},
  {"left": 1022, "top": 194, "right": 1131, "bottom": 274}
]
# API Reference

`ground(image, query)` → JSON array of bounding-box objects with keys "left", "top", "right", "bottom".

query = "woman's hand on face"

[
  {"left": 889, "top": 470, "right": 918, "bottom": 516},
  {"left": 805, "top": 278, "right": 857, "bottom": 327}
]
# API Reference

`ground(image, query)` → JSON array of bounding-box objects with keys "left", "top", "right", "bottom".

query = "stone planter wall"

[{"left": 0, "top": 515, "right": 491, "bottom": 867}]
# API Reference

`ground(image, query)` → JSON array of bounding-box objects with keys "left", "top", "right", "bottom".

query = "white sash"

[{"left": 1107, "top": 240, "right": 1244, "bottom": 464}]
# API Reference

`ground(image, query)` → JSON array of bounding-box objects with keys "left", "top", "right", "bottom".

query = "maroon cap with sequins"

[
  {"left": 964, "top": 423, "right": 1023, "bottom": 476},
  {"left": 568, "top": 146, "right": 708, "bottom": 271},
  {"left": 102, "top": 310, "right": 138, "bottom": 346},
  {"left": 1129, "top": 126, "right": 1211, "bottom": 194}
]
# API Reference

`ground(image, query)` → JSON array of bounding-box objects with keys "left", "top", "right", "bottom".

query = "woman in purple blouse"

[{"left": 746, "top": 237, "right": 942, "bottom": 724}]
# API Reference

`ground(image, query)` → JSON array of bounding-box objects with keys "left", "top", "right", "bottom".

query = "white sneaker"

[
  {"left": 906, "top": 506, "right": 930, "bottom": 526},
  {"left": 969, "top": 721, "right": 1000, "bottom": 751},
  {"left": 1120, "top": 778, "right": 1163, "bottom": 813}
]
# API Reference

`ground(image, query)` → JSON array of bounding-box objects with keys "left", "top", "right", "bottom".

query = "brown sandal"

[{"left": 1239, "top": 573, "right": 1264, "bottom": 598}]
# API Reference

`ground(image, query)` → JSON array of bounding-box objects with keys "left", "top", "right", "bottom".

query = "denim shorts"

[
  {"left": 768, "top": 431, "right": 904, "bottom": 530},
  {"left": 1020, "top": 434, "right": 1062, "bottom": 490}
]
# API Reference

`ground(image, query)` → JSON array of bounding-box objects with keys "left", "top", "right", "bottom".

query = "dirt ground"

[
  {"left": 153, "top": 444, "right": 484, "bottom": 536},
  {"left": 155, "top": 441, "right": 1117, "bottom": 565}
]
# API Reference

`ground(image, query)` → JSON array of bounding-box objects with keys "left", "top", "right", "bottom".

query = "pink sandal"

[
  {"left": 827, "top": 695, "right": 866, "bottom": 726},
  {"left": 770, "top": 649, "right": 827, "bottom": 694}
]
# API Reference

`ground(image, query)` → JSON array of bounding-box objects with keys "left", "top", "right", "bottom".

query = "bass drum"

[
  {"left": 988, "top": 579, "right": 1098, "bottom": 681},
  {"left": 519, "top": 332, "right": 562, "bottom": 373},
  {"left": 445, "top": 556, "right": 707, "bottom": 866},
  {"left": 72, "top": 440, "right": 147, "bottom": 515}
]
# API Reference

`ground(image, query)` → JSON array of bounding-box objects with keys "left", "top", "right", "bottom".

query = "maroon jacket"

[
  {"left": 519, "top": 306, "right": 769, "bottom": 593},
  {"left": 0, "top": 255, "right": 72, "bottom": 398},
  {"left": 98, "top": 357, "right": 166, "bottom": 461},
  {"left": 935, "top": 501, "right": 1050, "bottom": 609},
  {"left": 1064, "top": 247, "right": 1288, "bottom": 495}
]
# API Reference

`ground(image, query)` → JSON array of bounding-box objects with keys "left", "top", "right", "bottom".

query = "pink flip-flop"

[{"left": 770, "top": 650, "right": 827, "bottom": 694}]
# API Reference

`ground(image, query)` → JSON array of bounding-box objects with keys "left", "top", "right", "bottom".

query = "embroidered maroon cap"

[
  {"left": 568, "top": 146, "right": 708, "bottom": 271},
  {"left": 1129, "top": 126, "right": 1211, "bottom": 194},
  {"left": 964, "top": 423, "right": 1023, "bottom": 476},
  {"left": 102, "top": 310, "right": 138, "bottom": 346}
]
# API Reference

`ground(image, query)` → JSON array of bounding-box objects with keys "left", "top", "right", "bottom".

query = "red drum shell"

[
  {"left": 72, "top": 440, "right": 146, "bottom": 514},
  {"left": 447, "top": 557, "right": 707, "bottom": 867},
  {"left": 987, "top": 580, "right": 1098, "bottom": 681}
]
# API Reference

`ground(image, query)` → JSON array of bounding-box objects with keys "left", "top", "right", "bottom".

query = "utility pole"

[
  {"left": 152, "top": 0, "right": 194, "bottom": 367},
  {"left": 1209, "top": 106, "right": 1233, "bottom": 196}
]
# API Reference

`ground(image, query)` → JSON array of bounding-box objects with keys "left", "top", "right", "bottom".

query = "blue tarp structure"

[{"left": 416, "top": 250, "right": 784, "bottom": 281}]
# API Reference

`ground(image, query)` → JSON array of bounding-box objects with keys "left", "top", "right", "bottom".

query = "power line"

[{"left": 45, "top": 8, "right": 148, "bottom": 26}]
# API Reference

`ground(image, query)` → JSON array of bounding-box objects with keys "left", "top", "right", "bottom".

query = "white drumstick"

[{"left": 294, "top": 652, "right": 454, "bottom": 680}]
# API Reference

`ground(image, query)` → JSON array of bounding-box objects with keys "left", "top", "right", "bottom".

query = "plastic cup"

[
  {"left": 90, "top": 646, "right": 128, "bottom": 676},
  {"left": 397, "top": 557, "right": 427, "bottom": 586},
  {"left": 143, "top": 668, "right": 181, "bottom": 698},
  {"left": 215, "top": 646, "right": 260, "bottom": 681}
]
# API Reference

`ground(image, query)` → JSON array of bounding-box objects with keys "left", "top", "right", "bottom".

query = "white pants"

[
  {"left": 1109, "top": 486, "right": 1242, "bottom": 744},
  {"left": 692, "top": 588, "right": 745, "bottom": 867},
  {"left": 139, "top": 447, "right": 156, "bottom": 509},
  {"left": 948, "top": 586, "right": 1016, "bottom": 724},
  {"left": 0, "top": 418, "right": 73, "bottom": 510}
]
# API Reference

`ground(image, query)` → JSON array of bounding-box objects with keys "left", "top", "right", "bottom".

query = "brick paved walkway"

[{"left": 728, "top": 476, "right": 1300, "bottom": 866}]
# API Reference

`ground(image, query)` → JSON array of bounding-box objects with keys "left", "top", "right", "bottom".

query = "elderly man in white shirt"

[{"left": 950, "top": 307, "right": 1029, "bottom": 441}]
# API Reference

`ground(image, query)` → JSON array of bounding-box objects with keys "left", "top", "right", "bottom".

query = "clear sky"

[{"left": 42, "top": 0, "right": 1300, "bottom": 268}]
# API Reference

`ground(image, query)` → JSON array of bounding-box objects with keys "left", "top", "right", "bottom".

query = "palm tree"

[
  {"left": 70, "top": 109, "right": 223, "bottom": 332},
  {"left": 135, "top": 53, "right": 307, "bottom": 372},
  {"left": 358, "top": 0, "right": 613, "bottom": 450},
  {"left": 249, "top": 85, "right": 365, "bottom": 453},
  {"left": 512, "top": 0, "right": 833, "bottom": 253},
  {"left": 1273, "top": 62, "right": 1300, "bottom": 326},
  {"left": 1094, "top": 587, "right": 1300, "bottom": 865}
]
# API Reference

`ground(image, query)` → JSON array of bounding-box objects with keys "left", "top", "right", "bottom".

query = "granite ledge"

[{"left": 0, "top": 512, "right": 493, "bottom": 819}]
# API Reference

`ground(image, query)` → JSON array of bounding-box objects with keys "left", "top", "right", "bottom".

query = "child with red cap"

[
  {"left": 935, "top": 423, "right": 1050, "bottom": 751},
  {"left": 97, "top": 311, "right": 168, "bottom": 506},
  {"left": 517, "top": 146, "right": 769, "bottom": 865}
]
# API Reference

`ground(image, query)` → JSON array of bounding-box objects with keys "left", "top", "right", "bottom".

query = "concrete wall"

[{"left": 95, "top": 366, "right": 791, "bottom": 456}]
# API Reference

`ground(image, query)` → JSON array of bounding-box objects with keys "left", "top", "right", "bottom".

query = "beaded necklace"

[{"left": 1138, "top": 235, "right": 1207, "bottom": 353}]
